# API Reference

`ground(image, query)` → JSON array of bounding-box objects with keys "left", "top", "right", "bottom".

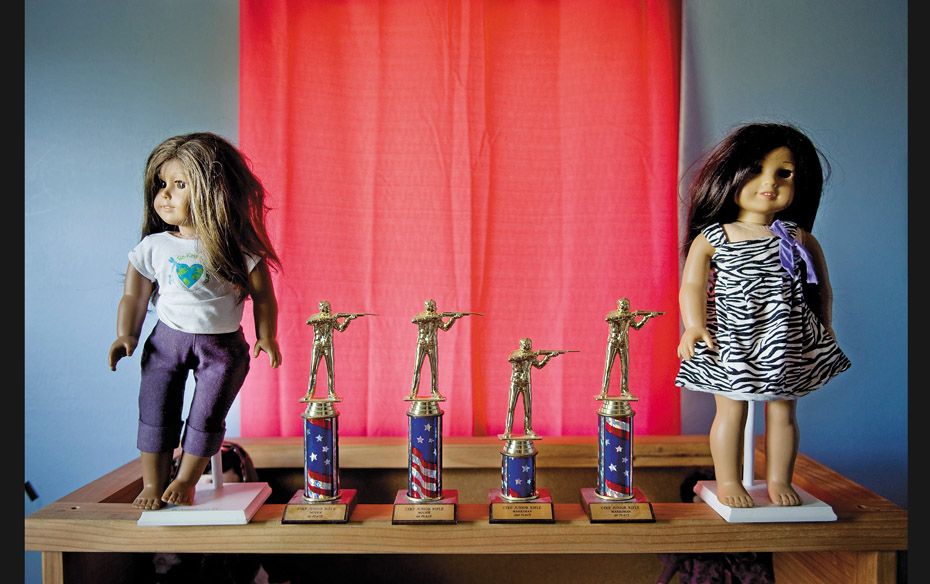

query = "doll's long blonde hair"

[{"left": 141, "top": 132, "right": 281, "bottom": 300}]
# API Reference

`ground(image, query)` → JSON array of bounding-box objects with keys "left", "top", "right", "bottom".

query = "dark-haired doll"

[{"left": 675, "top": 123, "right": 850, "bottom": 508}]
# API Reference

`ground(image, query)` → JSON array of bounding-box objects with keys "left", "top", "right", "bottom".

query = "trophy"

[
  {"left": 392, "top": 299, "right": 481, "bottom": 524},
  {"left": 580, "top": 298, "right": 661, "bottom": 522},
  {"left": 488, "top": 338, "right": 575, "bottom": 524},
  {"left": 282, "top": 301, "right": 373, "bottom": 524}
]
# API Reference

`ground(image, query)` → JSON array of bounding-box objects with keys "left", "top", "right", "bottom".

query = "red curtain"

[{"left": 239, "top": 1, "right": 682, "bottom": 438}]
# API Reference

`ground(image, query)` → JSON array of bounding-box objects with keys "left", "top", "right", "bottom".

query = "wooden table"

[{"left": 25, "top": 436, "right": 906, "bottom": 583}]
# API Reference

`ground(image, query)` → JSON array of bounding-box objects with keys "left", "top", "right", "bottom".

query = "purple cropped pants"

[{"left": 137, "top": 321, "right": 250, "bottom": 458}]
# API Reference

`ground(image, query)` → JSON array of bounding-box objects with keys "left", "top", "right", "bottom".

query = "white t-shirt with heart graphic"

[{"left": 128, "top": 232, "right": 260, "bottom": 334}]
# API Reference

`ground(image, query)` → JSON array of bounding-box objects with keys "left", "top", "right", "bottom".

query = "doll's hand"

[
  {"left": 253, "top": 338, "right": 282, "bottom": 368},
  {"left": 677, "top": 327, "right": 714, "bottom": 360},
  {"left": 108, "top": 336, "right": 139, "bottom": 371}
]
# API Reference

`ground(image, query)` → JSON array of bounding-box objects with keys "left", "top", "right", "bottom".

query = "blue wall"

[
  {"left": 25, "top": 1, "right": 906, "bottom": 582},
  {"left": 24, "top": 2, "right": 239, "bottom": 581}
]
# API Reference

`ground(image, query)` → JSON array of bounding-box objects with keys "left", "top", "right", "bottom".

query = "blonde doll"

[
  {"left": 676, "top": 123, "right": 850, "bottom": 508},
  {"left": 108, "top": 132, "right": 282, "bottom": 509}
]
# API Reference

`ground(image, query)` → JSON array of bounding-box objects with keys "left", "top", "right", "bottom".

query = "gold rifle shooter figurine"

[
  {"left": 303, "top": 300, "right": 375, "bottom": 402},
  {"left": 598, "top": 298, "right": 663, "bottom": 399},
  {"left": 504, "top": 338, "right": 578, "bottom": 438},
  {"left": 408, "top": 299, "right": 482, "bottom": 400}
]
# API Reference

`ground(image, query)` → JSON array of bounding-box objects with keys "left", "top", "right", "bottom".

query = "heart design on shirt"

[{"left": 170, "top": 258, "right": 204, "bottom": 288}]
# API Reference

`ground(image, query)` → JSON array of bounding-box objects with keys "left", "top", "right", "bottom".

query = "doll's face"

[
  {"left": 153, "top": 158, "right": 193, "bottom": 231},
  {"left": 734, "top": 146, "right": 795, "bottom": 220}
]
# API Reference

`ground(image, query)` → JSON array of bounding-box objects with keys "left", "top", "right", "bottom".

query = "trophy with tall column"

[
  {"left": 392, "top": 299, "right": 481, "bottom": 525},
  {"left": 282, "top": 300, "right": 374, "bottom": 524},
  {"left": 488, "top": 338, "right": 576, "bottom": 524},
  {"left": 580, "top": 297, "right": 662, "bottom": 523}
]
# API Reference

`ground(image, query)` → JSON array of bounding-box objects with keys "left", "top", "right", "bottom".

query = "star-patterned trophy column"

[
  {"left": 580, "top": 298, "right": 661, "bottom": 523},
  {"left": 282, "top": 301, "right": 373, "bottom": 524}
]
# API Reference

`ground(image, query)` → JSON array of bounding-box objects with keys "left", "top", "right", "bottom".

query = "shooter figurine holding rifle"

[
  {"left": 304, "top": 300, "right": 374, "bottom": 401},
  {"left": 408, "top": 299, "right": 482, "bottom": 400},
  {"left": 598, "top": 298, "right": 663, "bottom": 399},
  {"left": 504, "top": 338, "right": 578, "bottom": 438}
]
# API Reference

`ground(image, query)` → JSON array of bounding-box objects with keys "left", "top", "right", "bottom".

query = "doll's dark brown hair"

[
  {"left": 141, "top": 132, "right": 281, "bottom": 300},
  {"left": 682, "top": 122, "right": 830, "bottom": 255}
]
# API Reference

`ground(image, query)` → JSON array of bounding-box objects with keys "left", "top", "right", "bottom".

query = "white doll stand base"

[
  {"left": 138, "top": 451, "right": 271, "bottom": 526},
  {"left": 695, "top": 401, "right": 837, "bottom": 523},
  {"left": 694, "top": 480, "right": 836, "bottom": 523}
]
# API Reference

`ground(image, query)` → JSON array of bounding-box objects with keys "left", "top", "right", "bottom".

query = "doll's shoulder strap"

[
  {"left": 779, "top": 219, "right": 800, "bottom": 240},
  {"left": 700, "top": 222, "right": 727, "bottom": 248}
]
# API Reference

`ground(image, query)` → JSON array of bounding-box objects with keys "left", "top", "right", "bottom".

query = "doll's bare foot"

[
  {"left": 160, "top": 477, "right": 199, "bottom": 505},
  {"left": 133, "top": 451, "right": 173, "bottom": 509},
  {"left": 767, "top": 481, "right": 802, "bottom": 506},
  {"left": 161, "top": 453, "right": 210, "bottom": 505},
  {"left": 133, "top": 486, "right": 166, "bottom": 509},
  {"left": 716, "top": 481, "right": 754, "bottom": 508}
]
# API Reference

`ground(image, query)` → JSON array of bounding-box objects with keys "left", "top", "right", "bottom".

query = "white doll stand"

[
  {"left": 138, "top": 451, "right": 271, "bottom": 526},
  {"left": 694, "top": 401, "right": 837, "bottom": 523}
]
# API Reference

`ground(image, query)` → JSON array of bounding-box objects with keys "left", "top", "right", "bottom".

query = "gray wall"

[{"left": 25, "top": 1, "right": 906, "bottom": 582}]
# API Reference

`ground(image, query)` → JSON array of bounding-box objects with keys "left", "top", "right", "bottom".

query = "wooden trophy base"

[
  {"left": 695, "top": 480, "right": 837, "bottom": 523},
  {"left": 281, "top": 489, "right": 358, "bottom": 524},
  {"left": 392, "top": 489, "right": 458, "bottom": 525},
  {"left": 580, "top": 487, "right": 655, "bottom": 523},
  {"left": 488, "top": 488, "right": 555, "bottom": 524},
  {"left": 137, "top": 482, "right": 271, "bottom": 526}
]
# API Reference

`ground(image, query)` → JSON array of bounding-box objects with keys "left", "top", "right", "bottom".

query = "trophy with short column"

[
  {"left": 488, "top": 337, "right": 576, "bottom": 524},
  {"left": 580, "top": 297, "right": 662, "bottom": 522},
  {"left": 392, "top": 299, "right": 481, "bottom": 525},
  {"left": 282, "top": 300, "right": 374, "bottom": 524}
]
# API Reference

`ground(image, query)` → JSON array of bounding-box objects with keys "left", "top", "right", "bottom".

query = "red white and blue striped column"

[
  {"left": 596, "top": 406, "right": 634, "bottom": 500},
  {"left": 406, "top": 402, "right": 444, "bottom": 501},
  {"left": 302, "top": 405, "right": 340, "bottom": 502}
]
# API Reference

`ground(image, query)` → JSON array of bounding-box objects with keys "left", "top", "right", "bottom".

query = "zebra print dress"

[{"left": 675, "top": 221, "right": 850, "bottom": 401}]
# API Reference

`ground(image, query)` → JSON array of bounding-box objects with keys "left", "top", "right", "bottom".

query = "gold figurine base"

[
  {"left": 299, "top": 394, "right": 342, "bottom": 403},
  {"left": 391, "top": 489, "right": 458, "bottom": 524},
  {"left": 488, "top": 488, "right": 555, "bottom": 524},
  {"left": 498, "top": 436, "right": 540, "bottom": 459},
  {"left": 300, "top": 398, "right": 341, "bottom": 420},
  {"left": 497, "top": 433, "right": 542, "bottom": 440},
  {"left": 404, "top": 395, "right": 447, "bottom": 402},
  {"left": 281, "top": 489, "right": 357, "bottom": 524},
  {"left": 406, "top": 397, "right": 445, "bottom": 417},
  {"left": 580, "top": 487, "right": 655, "bottom": 523},
  {"left": 594, "top": 394, "right": 638, "bottom": 417}
]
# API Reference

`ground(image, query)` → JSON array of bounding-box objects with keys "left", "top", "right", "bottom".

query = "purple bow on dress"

[{"left": 771, "top": 219, "right": 818, "bottom": 284}]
